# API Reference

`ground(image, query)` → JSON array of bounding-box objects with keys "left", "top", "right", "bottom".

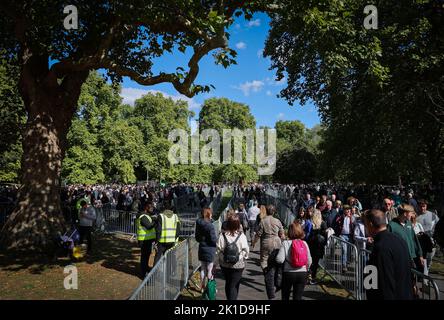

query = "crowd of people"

[
  {"left": 1, "top": 181, "right": 444, "bottom": 300},
  {"left": 194, "top": 182, "right": 444, "bottom": 300}
]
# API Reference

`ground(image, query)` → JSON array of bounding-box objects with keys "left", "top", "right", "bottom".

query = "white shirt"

[
  {"left": 342, "top": 216, "right": 352, "bottom": 235},
  {"left": 248, "top": 206, "right": 260, "bottom": 221}
]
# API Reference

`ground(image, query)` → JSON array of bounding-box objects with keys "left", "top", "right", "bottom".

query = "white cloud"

[
  {"left": 266, "top": 90, "right": 273, "bottom": 96},
  {"left": 235, "top": 41, "right": 247, "bottom": 50},
  {"left": 120, "top": 87, "right": 201, "bottom": 111},
  {"left": 277, "top": 113, "right": 285, "bottom": 120},
  {"left": 233, "top": 80, "right": 264, "bottom": 96},
  {"left": 247, "top": 19, "right": 261, "bottom": 27},
  {"left": 257, "top": 49, "right": 264, "bottom": 58}
]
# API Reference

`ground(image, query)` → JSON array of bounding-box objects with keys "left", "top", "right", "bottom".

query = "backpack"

[
  {"left": 222, "top": 232, "right": 241, "bottom": 264},
  {"left": 289, "top": 239, "right": 308, "bottom": 268},
  {"left": 202, "top": 279, "right": 217, "bottom": 300}
]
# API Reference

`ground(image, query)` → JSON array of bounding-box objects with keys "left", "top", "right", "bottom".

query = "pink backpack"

[{"left": 289, "top": 239, "right": 308, "bottom": 268}]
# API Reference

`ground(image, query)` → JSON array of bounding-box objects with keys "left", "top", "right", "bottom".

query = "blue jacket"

[{"left": 195, "top": 218, "right": 217, "bottom": 262}]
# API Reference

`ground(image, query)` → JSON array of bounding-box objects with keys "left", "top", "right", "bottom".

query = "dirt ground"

[{"left": 0, "top": 233, "right": 142, "bottom": 300}]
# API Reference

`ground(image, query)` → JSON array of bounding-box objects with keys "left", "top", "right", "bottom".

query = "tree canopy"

[{"left": 265, "top": 0, "right": 444, "bottom": 184}]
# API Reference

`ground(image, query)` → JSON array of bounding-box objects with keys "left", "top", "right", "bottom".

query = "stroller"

[{"left": 57, "top": 227, "right": 81, "bottom": 258}]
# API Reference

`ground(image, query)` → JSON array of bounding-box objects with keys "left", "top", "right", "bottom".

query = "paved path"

[{"left": 214, "top": 250, "right": 343, "bottom": 300}]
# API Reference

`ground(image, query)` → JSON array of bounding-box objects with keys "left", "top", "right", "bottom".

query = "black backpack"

[{"left": 222, "top": 232, "right": 241, "bottom": 264}]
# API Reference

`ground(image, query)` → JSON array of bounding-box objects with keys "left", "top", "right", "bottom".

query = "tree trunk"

[{"left": 0, "top": 54, "right": 88, "bottom": 253}]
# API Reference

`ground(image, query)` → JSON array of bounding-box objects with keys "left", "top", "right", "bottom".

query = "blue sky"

[{"left": 119, "top": 13, "right": 320, "bottom": 130}]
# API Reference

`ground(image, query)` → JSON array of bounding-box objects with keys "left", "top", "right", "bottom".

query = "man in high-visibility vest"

[
  {"left": 154, "top": 200, "right": 181, "bottom": 266},
  {"left": 137, "top": 202, "right": 157, "bottom": 278}
]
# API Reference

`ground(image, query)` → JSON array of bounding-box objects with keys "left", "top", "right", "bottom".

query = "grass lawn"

[
  {"left": 0, "top": 233, "right": 142, "bottom": 300},
  {"left": 315, "top": 269, "right": 352, "bottom": 299}
]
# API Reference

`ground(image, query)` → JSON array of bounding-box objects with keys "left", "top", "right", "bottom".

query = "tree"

[
  {"left": 0, "top": 1, "right": 260, "bottom": 251},
  {"left": 100, "top": 118, "right": 144, "bottom": 182},
  {"left": 273, "top": 147, "right": 318, "bottom": 183},
  {"left": 273, "top": 120, "right": 321, "bottom": 183},
  {"left": 0, "top": 58, "right": 25, "bottom": 182},
  {"left": 131, "top": 92, "right": 194, "bottom": 182},
  {"left": 198, "top": 97, "right": 257, "bottom": 181},
  {"left": 62, "top": 119, "right": 105, "bottom": 184},
  {"left": 265, "top": 0, "right": 444, "bottom": 184},
  {"left": 61, "top": 71, "right": 121, "bottom": 184},
  {"left": 275, "top": 120, "right": 308, "bottom": 153}
]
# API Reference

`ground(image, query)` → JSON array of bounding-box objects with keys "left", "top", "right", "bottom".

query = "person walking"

[
  {"left": 136, "top": 202, "right": 157, "bottom": 278},
  {"left": 363, "top": 209, "right": 414, "bottom": 300},
  {"left": 416, "top": 199, "right": 439, "bottom": 270},
  {"left": 276, "top": 221, "right": 312, "bottom": 300},
  {"left": 195, "top": 207, "right": 217, "bottom": 292},
  {"left": 252, "top": 205, "right": 285, "bottom": 300},
  {"left": 216, "top": 214, "right": 249, "bottom": 300},
  {"left": 388, "top": 204, "right": 424, "bottom": 272},
  {"left": 307, "top": 210, "right": 327, "bottom": 284},
  {"left": 247, "top": 202, "right": 261, "bottom": 244},
  {"left": 154, "top": 200, "right": 181, "bottom": 265}
]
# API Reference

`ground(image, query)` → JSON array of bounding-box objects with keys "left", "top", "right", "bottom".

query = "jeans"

[
  {"left": 248, "top": 220, "right": 256, "bottom": 243},
  {"left": 310, "top": 255, "right": 321, "bottom": 279},
  {"left": 426, "top": 248, "right": 436, "bottom": 271},
  {"left": 221, "top": 267, "right": 244, "bottom": 300},
  {"left": 263, "top": 266, "right": 277, "bottom": 299},
  {"left": 281, "top": 272, "right": 308, "bottom": 300},
  {"left": 340, "top": 234, "right": 351, "bottom": 267}
]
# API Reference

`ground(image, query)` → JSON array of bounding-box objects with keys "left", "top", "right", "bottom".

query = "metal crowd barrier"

[
  {"left": 130, "top": 240, "right": 189, "bottom": 300},
  {"left": 357, "top": 248, "right": 371, "bottom": 300},
  {"left": 411, "top": 268, "right": 441, "bottom": 300},
  {"left": 357, "top": 248, "right": 440, "bottom": 300},
  {"left": 265, "top": 187, "right": 442, "bottom": 300},
  {"left": 264, "top": 189, "right": 295, "bottom": 228},
  {"left": 101, "top": 205, "right": 137, "bottom": 238},
  {"left": 319, "top": 235, "right": 360, "bottom": 299},
  {"left": 212, "top": 195, "right": 234, "bottom": 238},
  {"left": 129, "top": 187, "right": 230, "bottom": 300}
]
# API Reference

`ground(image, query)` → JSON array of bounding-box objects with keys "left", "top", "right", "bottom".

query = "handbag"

[{"left": 202, "top": 279, "right": 217, "bottom": 300}]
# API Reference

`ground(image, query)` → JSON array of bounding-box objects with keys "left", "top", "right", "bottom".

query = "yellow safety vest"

[
  {"left": 159, "top": 213, "right": 179, "bottom": 243},
  {"left": 137, "top": 214, "right": 156, "bottom": 241}
]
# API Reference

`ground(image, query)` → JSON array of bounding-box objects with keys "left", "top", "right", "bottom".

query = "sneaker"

[{"left": 309, "top": 280, "right": 318, "bottom": 285}]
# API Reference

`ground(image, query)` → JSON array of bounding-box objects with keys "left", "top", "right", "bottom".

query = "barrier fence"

[
  {"left": 319, "top": 236, "right": 360, "bottom": 299},
  {"left": 319, "top": 236, "right": 441, "bottom": 300},
  {"left": 264, "top": 188, "right": 296, "bottom": 228},
  {"left": 129, "top": 187, "right": 231, "bottom": 300},
  {"left": 265, "top": 187, "right": 441, "bottom": 301}
]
